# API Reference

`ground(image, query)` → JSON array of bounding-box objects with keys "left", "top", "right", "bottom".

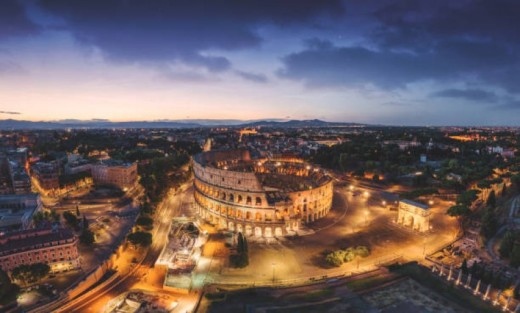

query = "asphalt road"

[{"left": 62, "top": 183, "right": 193, "bottom": 313}]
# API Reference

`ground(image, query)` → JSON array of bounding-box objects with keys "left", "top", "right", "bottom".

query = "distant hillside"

[
  {"left": 0, "top": 118, "right": 360, "bottom": 130},
  {"left": 241, "top": 119, "right": 361, "bottom": 128}
]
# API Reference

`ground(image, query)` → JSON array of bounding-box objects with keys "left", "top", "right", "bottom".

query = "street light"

[
  {"left": 349, "top": 185, "right": 354, "bottom": 191},
  {"left": 363, "top": 191, "right": 369, "bottom": 197},
  {"left": 382, "top": 200, "right": 387, "bottom": 207}
]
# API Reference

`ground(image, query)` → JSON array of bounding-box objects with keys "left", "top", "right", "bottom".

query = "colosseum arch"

[
  {"left": 193, "top": 150, "right": 333, "bottom": 238},
  {"left": 245, "top": 225, "right": 253, "bottom": 236}
]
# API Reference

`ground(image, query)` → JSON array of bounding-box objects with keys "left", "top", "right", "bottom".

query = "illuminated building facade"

[{"left": 193, "top": 150, "right": 333, "bottom": 237}]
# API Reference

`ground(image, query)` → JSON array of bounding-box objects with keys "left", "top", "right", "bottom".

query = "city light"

[{"left": 1, "top": 3, "right": 517, "bottom": 312}]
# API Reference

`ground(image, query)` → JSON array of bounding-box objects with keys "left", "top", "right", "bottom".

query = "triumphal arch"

[{"left": 397, "top": 199, "right": 431, "bottom": 232}]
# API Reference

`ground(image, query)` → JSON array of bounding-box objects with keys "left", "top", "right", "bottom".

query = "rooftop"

[
  {"left": 400, "top": 199, "right": 429, "bottom": 210},
  {"left": 0, "top": 227, "right": 76, "bottom": 256}
]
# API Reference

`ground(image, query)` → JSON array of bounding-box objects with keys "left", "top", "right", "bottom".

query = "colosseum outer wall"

[{"left": 192, "top": 150, "right": 333, "bottom": 238}]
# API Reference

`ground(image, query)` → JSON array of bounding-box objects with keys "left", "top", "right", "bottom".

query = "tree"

[
  {"left": 0, "top": 269, "right": 20, "bottom": 306},
  {"left": 514, "top": 283, "right": 520, "bottom": 300},
  {"left": 127, "top": 231, "right": 152, "bottom": 247},
  {"left": 325, "top": 246, "right": 370, "bottom": 267},
  {"left": 80, "top": 229, "right": 95, "bottom": 245},
  {"left": 511, "top": 174, "right": 520, "bottom": 193},
  {"left": 480, "top": 208, "right": 499, "bottom": 240},
  {"left": 446, "top": 205, "right": 470, "bottom": 217},
  {"left": 510, "top": 244, "right": 520, "bottom": 268},
  {"left": 486, "top": 190, "right": 496, "bottom": 208},
  {"left": 230, "top": 232, "right": 249, "bottom": 268},
  {"left": 82, "top": 216, "right": 89, "bottom": 229},
  {"left": 325, "top": 251, "right": 345, "bottom": 267},
  {"left": 499, "top": 231, "right": 515, "bottom": 258},
  {"left": 461, "top": 259, "right": 468, "bottom": 274},
  {"left": 456, "top": 190, "right": 479, "bottom": 207},
  {"left": 33, "top": 209, "right": 60, "bottom": 226},
  {"left": 11, "top": 263, "right": 50, "bottom": 286},
  {"left": 136, "top": 216, "right": 153, "bottom": 229},
  {"left": 63, "top": 211, "right": 79, "bottom": 230},
  {"left": 354, "top": 246, "right": 370, "bottom": 258},
  {"left": 51, "top": 209, "right": 60, "bottom": 222}
]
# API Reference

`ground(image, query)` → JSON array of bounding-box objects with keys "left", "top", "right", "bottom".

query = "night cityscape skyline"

[
  {"left": 1, "top": 1, "right": 520, "bottom": 125},
  {"left": 1, "top": 1, "right": 520, "bottom": 313}
]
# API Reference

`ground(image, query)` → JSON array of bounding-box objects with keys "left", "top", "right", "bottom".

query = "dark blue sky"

[{"left": 1, "top": 0, "right": 519, "bottom": 125}]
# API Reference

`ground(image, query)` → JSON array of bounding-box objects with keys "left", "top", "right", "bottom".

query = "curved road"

[{"left": 60, "top": 183, "right": 193, "bottom": 313}]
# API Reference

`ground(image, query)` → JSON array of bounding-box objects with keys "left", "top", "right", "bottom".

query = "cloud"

[
  {"left": 0, "top": 110, "right": 21, "bottom": 115},
  {"left": 495, "top": 101, "right": 520, "bottom": 110},
  {"left": 37, "top": 0, "right": 343, "bottom": 71},
  {"left": 0, "top": 60, "right": 25, "bottom": 75},
  {"left": 278, "top": 38, "right": 511, "bottom": 89},
  {"left": 371, "top": 0, "right": 520, "bottom": 51},
  {"left": 0, "top": 1, "right": 39, "bottom": 40},
  {"left": 236, "top": 71, "right": 268, "bottom": 83},
  {"left": 160, "top": 70, "right": 216, "bottom": 83},
  {"left": 431, "top": 88, "right": 498, "bottom": 102},
  {"left": 380, "top": 101, "right": 409, "bottom": 106}
]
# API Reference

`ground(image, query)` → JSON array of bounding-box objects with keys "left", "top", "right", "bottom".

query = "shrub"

[
  {"left": 325, "top": 246, "right": 370, "bottom": 267},
  {"left": 127, "top": 231, "right": 152, "bottom": 247}
]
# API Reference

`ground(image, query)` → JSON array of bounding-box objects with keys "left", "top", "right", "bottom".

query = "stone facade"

[
  {"left": 0, "top": 227, "right": 81, "bottom": 273},
  {"left": 91, "top": 160, "right": 137, "bottom": 190},
  {"left": 397, "top": 199, "right": 431, "bottom": 232},
  {"left": 193, "top": 150, "right": 333, "bottom": 238}
]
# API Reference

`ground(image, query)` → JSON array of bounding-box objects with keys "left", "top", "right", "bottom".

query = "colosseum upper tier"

[{"left": 193, "top": 150, "right": 333, "bottom": 238}]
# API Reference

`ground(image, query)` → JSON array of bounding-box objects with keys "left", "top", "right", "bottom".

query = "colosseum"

[{"left": 193, "top": 150, "right": 333, "bottom": 238}]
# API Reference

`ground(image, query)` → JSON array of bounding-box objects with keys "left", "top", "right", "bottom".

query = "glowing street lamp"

[
  {"left": 428, "top": 200, "right": 434, "bottom": 206},
  {"left": 349, "top": 185, "right": 354, "bottom": 191},
  {"left": 363, "top": 191, "right": 369, "bottom": 197},
  {"left": 382, "top": 200, "right": 387, "bottom": 207}
]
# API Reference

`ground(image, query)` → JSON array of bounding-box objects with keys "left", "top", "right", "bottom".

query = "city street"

[{"left": 65, "top": 182, "right": 198, "bottom": 313}]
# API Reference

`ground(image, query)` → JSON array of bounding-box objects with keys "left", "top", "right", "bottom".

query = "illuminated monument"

[{"left": 193, "top": 150, "right": 333, "bottom": 237}]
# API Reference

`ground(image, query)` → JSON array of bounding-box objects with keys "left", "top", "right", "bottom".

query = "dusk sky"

[{"left": 1, "top": 0, "right": 520, "bottom": 125}]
